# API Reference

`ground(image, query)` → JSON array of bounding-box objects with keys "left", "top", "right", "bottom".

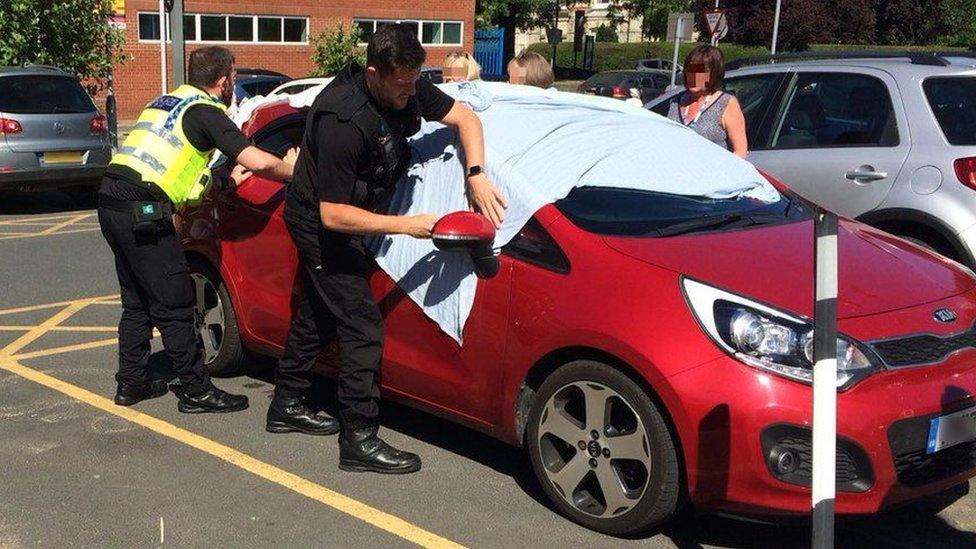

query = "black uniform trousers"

[
  {"left": 97, "top": 201, "right": 210, "bottom": 394},
  {"left": 275, "top": 191, "right": 383, "bottom": 429}
]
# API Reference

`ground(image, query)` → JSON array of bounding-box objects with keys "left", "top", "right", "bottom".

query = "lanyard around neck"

[{"left": 680, "top": 92, "right": 723, "bottom": 128}]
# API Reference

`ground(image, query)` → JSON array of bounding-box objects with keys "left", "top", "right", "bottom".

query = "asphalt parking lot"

[{"left": 1, "top": 190, "right": 975, "bottom": 548}]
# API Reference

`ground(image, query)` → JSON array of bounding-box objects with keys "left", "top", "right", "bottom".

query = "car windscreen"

[
  {"left": 582, "top": 73, "right": 627, "bottom": 88},
  {"left": 0, "top": 75, "right": 96, "bottom": 114},
  {"left": 555, "top": 187, "right": 808, "bottom": 237},
  {"left": 924, "top": 77, "right": 976, "bottom": 145}
]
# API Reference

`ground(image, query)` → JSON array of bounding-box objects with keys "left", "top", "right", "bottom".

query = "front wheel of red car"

[
  {"left": 527, "top": 361, "right": 682, "bottom": 536},
  {"left": 188, "top": 258, "right": 246, "bottom": 377}
]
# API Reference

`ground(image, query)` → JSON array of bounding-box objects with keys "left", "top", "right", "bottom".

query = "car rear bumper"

[{"left": 0, "top": 147, "right": 110, "bottom": 191}]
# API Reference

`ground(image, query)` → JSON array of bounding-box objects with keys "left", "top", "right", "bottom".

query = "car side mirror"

[{"left": 432, "top": 211, "right": 499, "bottom": 279}]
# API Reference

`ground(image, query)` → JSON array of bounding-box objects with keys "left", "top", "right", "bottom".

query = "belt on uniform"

[{"left": 98, "top": 193, "right": 173, "bottom": 217}]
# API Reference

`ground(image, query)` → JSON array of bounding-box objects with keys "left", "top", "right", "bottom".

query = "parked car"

[
  {"left": 234, "top": 68, "right": 291, "bottom": 105},
  {"left": 176, "top": 95, "right": 976, "bottom": 536},
  {"left": 647, "top": 51, "right": 976, "bottom": 269},
  {"left": 0, "top": 66, "right": 111, "bottom": 196},
  {"left": 578, "top": 70, "right": 672, "bottom": 103},
  {"left": 421, "top": 66, "right": 444, "bottom": 84},
  {"left": 269, "top": 77, "right": 333, "bottom": 96},
  {"left": 635, "top": 58, "right": 682, "bottom": 73}
]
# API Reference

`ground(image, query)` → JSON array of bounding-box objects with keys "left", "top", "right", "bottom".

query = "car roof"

[
  {"left": 0, "top": 66, "right": 72, "bottom": 77},
  {"left": 726, "top": 51, "right": 976, "bottom": 79}
]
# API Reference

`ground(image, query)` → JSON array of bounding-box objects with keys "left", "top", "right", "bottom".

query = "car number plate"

[
  {"left": 43, "top": 151, "right": 83, "bottom": 164},
  {"left": 927, "top": 406, "right": 976, "bottom": 454}
]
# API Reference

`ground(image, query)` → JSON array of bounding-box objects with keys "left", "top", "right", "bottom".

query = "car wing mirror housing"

[{"left": 432, "top": 211, "right": 499, "bottom": 279}]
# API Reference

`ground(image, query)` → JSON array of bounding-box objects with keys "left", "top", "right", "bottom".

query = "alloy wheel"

[
  {"left": 536, "top": 381, "right": 651, "bottom": 518},
  {"left": 190, "top": 273, "right": 225, "bottom": 364}
]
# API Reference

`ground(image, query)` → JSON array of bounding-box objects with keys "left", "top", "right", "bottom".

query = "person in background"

[
  {"left": 665, "top": 45, "right": 748, "bottom": 158},
  {"left": 507, "top": 51, "right": 555, "bottom": 89},
  {"left": 442, "top": 51, "right": 482, "bottom": 83}
]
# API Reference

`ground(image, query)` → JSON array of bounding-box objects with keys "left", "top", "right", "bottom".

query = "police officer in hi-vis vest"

[{"left": 98, "top": 46, "right": 296, "bottom": 412}]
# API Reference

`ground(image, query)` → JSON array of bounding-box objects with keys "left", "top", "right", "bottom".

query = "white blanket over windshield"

[{"left": 369, "top": 82, "right": 779, "bottom": 344}]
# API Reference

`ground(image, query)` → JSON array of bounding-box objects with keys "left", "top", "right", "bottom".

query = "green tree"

[
  {"left": 477, "top": 0, "right": 570, "bottom": 67},
  {"left": 936, "top": 0, "right": 976, "bottom": 46},
  {"left": 0, "top": 0, "right": 125, "bottom": 93},
  {"left": 310, "top": 24, "right": 365, "bottom": 77},
  {"left": 595, "top": 24, "right": 620, "bottom": 42}
]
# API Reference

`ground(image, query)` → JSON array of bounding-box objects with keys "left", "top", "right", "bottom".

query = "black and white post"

[{"left": 812, "top": 209, "right": 838, "bottom": 548}]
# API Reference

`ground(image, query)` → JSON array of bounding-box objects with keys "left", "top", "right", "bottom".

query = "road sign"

[
  {"left": 704, "top": 9, "right": 729, "bottom": 41},
  {"left": 667, "top": 13, "right": 695, "bottom": 41},
  {"left": 111, "top": 0, "right": 125, "bottom": 15}
]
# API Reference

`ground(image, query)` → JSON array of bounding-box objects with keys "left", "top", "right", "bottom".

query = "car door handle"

[{"left": 845, "top": 165, "right": 888, "bottom": 184}]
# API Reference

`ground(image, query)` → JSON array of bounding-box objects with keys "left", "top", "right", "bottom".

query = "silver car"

[
  {"left": 0, "top": 66, "right": 111, "bottom": 195},
  {"left": 647, "top": 51, "right": 976, "bottom": 268}
]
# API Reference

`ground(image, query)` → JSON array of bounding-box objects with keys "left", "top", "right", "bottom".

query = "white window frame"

[
  {"left": 352, "top": 18, "right": 464, "bottom": 47},
  {"left": 136, "top": 12, "right": 309, "bottom": 45}
]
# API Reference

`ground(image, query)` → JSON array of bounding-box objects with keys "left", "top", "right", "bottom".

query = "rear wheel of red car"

[
  {"left": 188, "top": 258, "right": 245, "bottom": 377},
  {"left": 527, "top": 361, "right": 681, "bottom": 536}
]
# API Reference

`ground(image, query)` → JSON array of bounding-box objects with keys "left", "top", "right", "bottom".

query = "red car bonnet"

[{"left": 602, "top": 219, "right": 976, "bottom": 320}]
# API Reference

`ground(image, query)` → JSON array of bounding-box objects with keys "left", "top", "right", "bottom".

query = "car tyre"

[
  {"left": 527, "top": 360, "right": 682, "bottom": 537},
  {"left": 188, "top": 257, "right": 246, "bottom": 377}
]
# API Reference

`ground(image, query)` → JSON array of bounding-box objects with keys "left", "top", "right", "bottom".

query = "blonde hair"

[
  {"left": 443, "top": 51, "right": 482, "bottom": 81},
  {"left": 513, "top": 51, "right": 554, "bottom": 89}
]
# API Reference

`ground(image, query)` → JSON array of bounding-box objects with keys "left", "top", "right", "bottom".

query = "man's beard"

[{"left": 220, "top": 81, "right": 234, "bottom": 107}]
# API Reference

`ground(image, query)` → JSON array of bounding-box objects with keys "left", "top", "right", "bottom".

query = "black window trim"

[
  {"left": 764, "top": 70, "right": 902, "bottom": 151},
  {"left": 500, "top": 218, "right": 570, "bottom": 274}
]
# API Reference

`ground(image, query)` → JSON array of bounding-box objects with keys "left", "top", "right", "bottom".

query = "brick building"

[{"left": 107, "top": 1, "right": 475, "bottom": 120}]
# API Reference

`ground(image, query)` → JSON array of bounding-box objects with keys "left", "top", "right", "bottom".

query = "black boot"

[
  {"left": 339, "top": 424, "right": 422, "bottom": 474},
  {"left": 266, "top": 395, "right": 339, "bottom": 435},
  {"left": 174, "top": 383, "right": 249, "bottom": 413},
  {"left": 114, "top": 379, "right": 168, "bottom": 406}
]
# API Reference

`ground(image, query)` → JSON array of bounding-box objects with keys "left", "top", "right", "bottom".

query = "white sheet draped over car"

[{"left": 231, "top": 81, "right": 781, "bottom": 344}]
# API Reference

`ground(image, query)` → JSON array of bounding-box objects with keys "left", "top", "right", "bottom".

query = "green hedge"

[
  {"left": 526, "top": 42, "right": 768, "bottom": 72},
  {"left": 526, "top": 42, "right": 969, "bottom": 73}
]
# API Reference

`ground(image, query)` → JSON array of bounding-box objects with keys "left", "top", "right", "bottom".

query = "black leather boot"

[
  {"left": 339, "top": 424, "right": 422, "bottom": 474},
  {"left": 266, "top": 395, "right": 339, "bottom": 435},
  {"left": 114, "top": 379, "right": 168, "bottom": 406},
  {"left": 174, "top": 383, "right": 249, "bottom": 413}
]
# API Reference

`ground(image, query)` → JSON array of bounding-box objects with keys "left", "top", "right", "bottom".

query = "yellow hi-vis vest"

[{"left": 110, "top": 85, "right": 227, "bottom": 206}]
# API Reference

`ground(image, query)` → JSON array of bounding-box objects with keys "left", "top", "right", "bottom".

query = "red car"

[{"left": 177, "top": 100, "right": 976, "bottom": 536}]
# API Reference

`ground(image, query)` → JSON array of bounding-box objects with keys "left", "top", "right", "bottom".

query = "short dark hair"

[
  {"left": 366, "top": 24, "right": 426, "bottom": 75},
  {"left": 683, "top": 45, "right": 725, "bottom": 93},
  {"left": 188, "top": 46, "right": 235, "bottom": 88}
]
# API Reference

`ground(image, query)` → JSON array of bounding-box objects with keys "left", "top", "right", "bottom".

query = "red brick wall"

[{"left": 102, "top": 0, "right": 475, "bottom": 120}]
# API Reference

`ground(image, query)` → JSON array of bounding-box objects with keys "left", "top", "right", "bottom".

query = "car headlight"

[{"left": 682, "top": 278, "right": 879, "bottom": 390}]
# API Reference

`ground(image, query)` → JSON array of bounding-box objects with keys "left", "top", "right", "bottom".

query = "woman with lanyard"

[{"left": 666, "top": 45, "right": 748, "bottom": 158}]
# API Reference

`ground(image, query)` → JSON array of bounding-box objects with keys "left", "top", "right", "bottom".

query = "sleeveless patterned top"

[{"left": 666, "top": 91, "right": 733, "bottom": 150}]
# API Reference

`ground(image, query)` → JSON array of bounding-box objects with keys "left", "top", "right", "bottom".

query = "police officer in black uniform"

[
  {"left": 267, "top": 24, "right": 507, "bottom": 474},
  {"left": 98, "top": 46, "right": 297, "bottom": 412}
]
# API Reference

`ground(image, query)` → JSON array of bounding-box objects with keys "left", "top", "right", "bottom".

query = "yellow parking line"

[
  {"left": 0, "top": 227, "right": 101, "bottom": 241},
  {"left": 0, "top": 213, "right": 94, "bottom": 224},
  {"left": 0, "top": 359, "right": 464, "bottom": 548},
  {"left": 0, "top": 295, "right": 118, "bottom": 317},
  {"left": 0, "top": 297, "right": 466, "bottom": 547},
  {"left": 10, "top": 338, "right": 119, "bottom": 360},
  {"left": 0, "top": 300, "right": 95, "bottom": 357},
  {"left": 38, "top": 214, "right": 91, "bottom": 235},
  {"left": 0, "top": 326, "right": 119, "bottom": 333}
]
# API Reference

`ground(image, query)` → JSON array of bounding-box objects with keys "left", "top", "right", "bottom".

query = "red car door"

[
  {"left": 369, "top": 256, "right": 514, "bottom": 427},
  {"left": 215, "top": 174, "right": 298, "bottom": 352}
]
